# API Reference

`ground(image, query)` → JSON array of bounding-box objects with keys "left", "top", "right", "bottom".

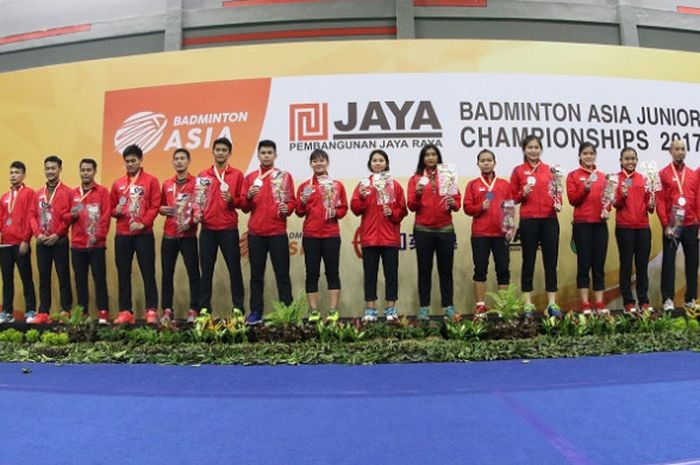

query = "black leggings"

[
  {"left": 471, "top": 236, "right": 510, "bottom": 285},
  {"left": 572, "top": 222, "right": 608, "bottom": 290},
  {"left": 362, "top": 246, "right": 399, "bottom": 302},
  {"left": 519, "top": 218, "right": 559, "bottom": 293},
  {"left": 302, "top": 237, "right": 341, "bottom": 293},
  {"left": 615, "top": 227, "right": 651, "bottom": 305},
  {"left": 414, "top": 230, "right": 455, "bottom": 307}
]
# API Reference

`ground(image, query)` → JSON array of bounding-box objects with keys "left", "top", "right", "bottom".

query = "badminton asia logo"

[
  {"left": 289, "top": 101, "right": 443, "bottom": 151},
  {"left": 114, "top": 111, "right": 168, "bottom": 154}
]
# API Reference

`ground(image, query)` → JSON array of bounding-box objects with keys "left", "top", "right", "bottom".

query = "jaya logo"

[
  {"left": 114, "top": 111, "right": 168, "bottom": 154},
  {"left": 289, "top": 101, "right": 443, "bottom": 145}
]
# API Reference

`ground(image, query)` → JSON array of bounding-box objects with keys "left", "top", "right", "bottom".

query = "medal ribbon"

[
  {"left": 8, "top": 185, "right": 23, "bottom": 215},
  {"left": 670, "top": 163, "right": 686, "bottom": 198}
]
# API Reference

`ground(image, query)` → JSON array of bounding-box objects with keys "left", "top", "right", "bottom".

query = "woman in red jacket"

[
  {"left": 351, "top": 149, "right": 407, "bottom": 322},
  {"left": 407, "top": 144, "right": 460, "bottom": 320},
  {"left": 464, "top": 149, "right": 512, "bottom": 317},
  {"left": 613, "top": 147, "right": 654, "bottom": 313},
  {"left": 296, "top": 149, "right": 348, "bottom": 322},
  {"left": 566, "top": 142, "right": 609, "bottom": 314},
  {"left": 510, "top": 135, "right": 562, "bottom": 317}
]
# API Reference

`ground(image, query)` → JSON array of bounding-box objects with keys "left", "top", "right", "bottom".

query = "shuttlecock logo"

[{"left": 114, "top": 111, "right": 168, "bottom": 154}]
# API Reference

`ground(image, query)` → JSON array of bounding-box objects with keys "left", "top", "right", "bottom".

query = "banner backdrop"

[{"left": 2, "top": 40, "right": 700, "bottom": 316}]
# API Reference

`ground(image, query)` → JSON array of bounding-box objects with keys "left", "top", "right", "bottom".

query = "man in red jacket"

[
  {"left": 69, "top": 158, "right": 111, "bottom": 323},
  {"left": 241, "top": 140, "right": 296, "bottom": 325},
  {"left": 27, "top": 156, "right": 73, "bottom": 324},
  {"left": 0, "top": 161, "right": 37, "bottom": 323},
  {"left": 657, "top": 139, "right": 699, "bottom": 312},
  {"left": 196, "top": 137, "right": 245, "bottom": 321},
  {"left": 160, "top": 148, "right": 200, "bottom": 323},
  {"left": 110, "top": 144, "right": 161, "bottom": 325}
]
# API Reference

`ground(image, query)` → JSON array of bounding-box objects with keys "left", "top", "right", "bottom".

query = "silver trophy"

[
  {"left": 641, "top": 161, "right": 662, "bottom": 205},
  {"left": 549, "top": 164, "right": 564, "bottom": 212}
]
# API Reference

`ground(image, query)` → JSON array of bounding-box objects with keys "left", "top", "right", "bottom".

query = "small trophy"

[
  {"left": 549, "top": 164, "right": 564, "bottom": 212},
  {"left": 641, "top": 161, "right": 662, "bottom": 205},
  {"left": 601, "top": 174, "right": 619, "bottom": 218}
]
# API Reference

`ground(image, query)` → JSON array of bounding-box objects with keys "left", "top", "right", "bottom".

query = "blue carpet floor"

[{"left": 1, "top": 352, "right": 700, "bottom": 465}]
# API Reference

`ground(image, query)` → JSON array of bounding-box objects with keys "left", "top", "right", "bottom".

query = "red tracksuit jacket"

[
  {"left": 295, "top": 175, "right": 348, "bottom": 238},
  {"left": 463, "top": 174, "right": 512, "bottom": 237},
  {"left": 67, "top": 183, "right": 111, "bottom": 249},
  {"left": 110, "top": 169, "right": 161, "bottom": 236},
  {"left": 406, "top": 171, "right": 461, "bottom": 229},
  {"left": 613, "top": 170, "right": 653, "bottom": 229},
  {"left": 196, "top": 165, "right": 245, "bottom": 230},
  {"left": 161, "top": 174, "right": 197, "bottom": 238},
  {"left": 0, "top": 184, "right": 35, "bottom": 245},
  {"left": 510, "top": 161, "right": 558, "bottom": 219},
  {"left": 241, "top": 166, "right": 297, "bottom": 236},
  {"left": 657, "top": 163, "right": 699, "bottom": 228},
  {"left": 350, "top": 175, "right": 408, "bottom": 248},
  {"left": 30, "top": 182, "right": 73, "bottom": 238},
  {"left": 566, "top": 166, "right": 607, "bottom": 223}
]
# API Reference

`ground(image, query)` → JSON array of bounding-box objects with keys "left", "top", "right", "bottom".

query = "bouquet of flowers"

[
  {"left": 549, "top": 164, "right": 565, "bottom": 211},
  {"left": 128, "top": 185, "right": 143, "bottom": 223},
  {"left": 86, "top": 203, "right": 100, "bottom": 246},
  {"left": 194, "top": 176, "right": 212, "bottom": 219},
  {"left": 175, "top": 192, "right": 192, "bottom": 234},
  {"left": 437, "top": 164, "right": 459, "bottom": 197},
  {"left": 38, "top": 199, "right": 53, "bottom": 235},
  {"left": 271, "top": 169, "right": 291, "bottom": 205},
  {"left": 501, "top": 199, "right": 516, "bottom": 242},
  {"left": 318, "top": 175, "right": 338, "bottom": 220},
  {"left": 601, "top": 173, "right": 619, "bottom": 218},
  {"left": 372, "top": 172, "right": 395, "bottom": 206}
]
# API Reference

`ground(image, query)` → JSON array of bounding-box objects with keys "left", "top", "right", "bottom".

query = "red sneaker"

[
  {"left": 594, "top": 301, "right": 610, "bottom": 315},
  {"left": 639, "top": 303, "right": 652, "bottom": 313},
  {"left": 144, "top": 308, "right": 158, "bottom": 325},
  {"left": 474, "top": 304, "right": 488, "bottom": 318},
  {"left": 186, "top": 309, "right": 199, "bottom": 324},
  {"left": 623, "top": 303, "right": 637, "bottom": 314},
  {"left": 98, "top": 310, "right": 110, "bottom": 325},
  {"left": 113, "top": 310, "right": 135, "bottom": 325},
  {"left": 27, "top": 312, "right": 51, "bottom": 324},
  {"left": 581, "top": 302, "right": 592, "bottom": 315}
]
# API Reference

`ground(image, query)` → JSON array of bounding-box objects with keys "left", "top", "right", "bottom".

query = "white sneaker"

[{"left": 663, "top": 299, "right": 675, "bottom": 312}]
